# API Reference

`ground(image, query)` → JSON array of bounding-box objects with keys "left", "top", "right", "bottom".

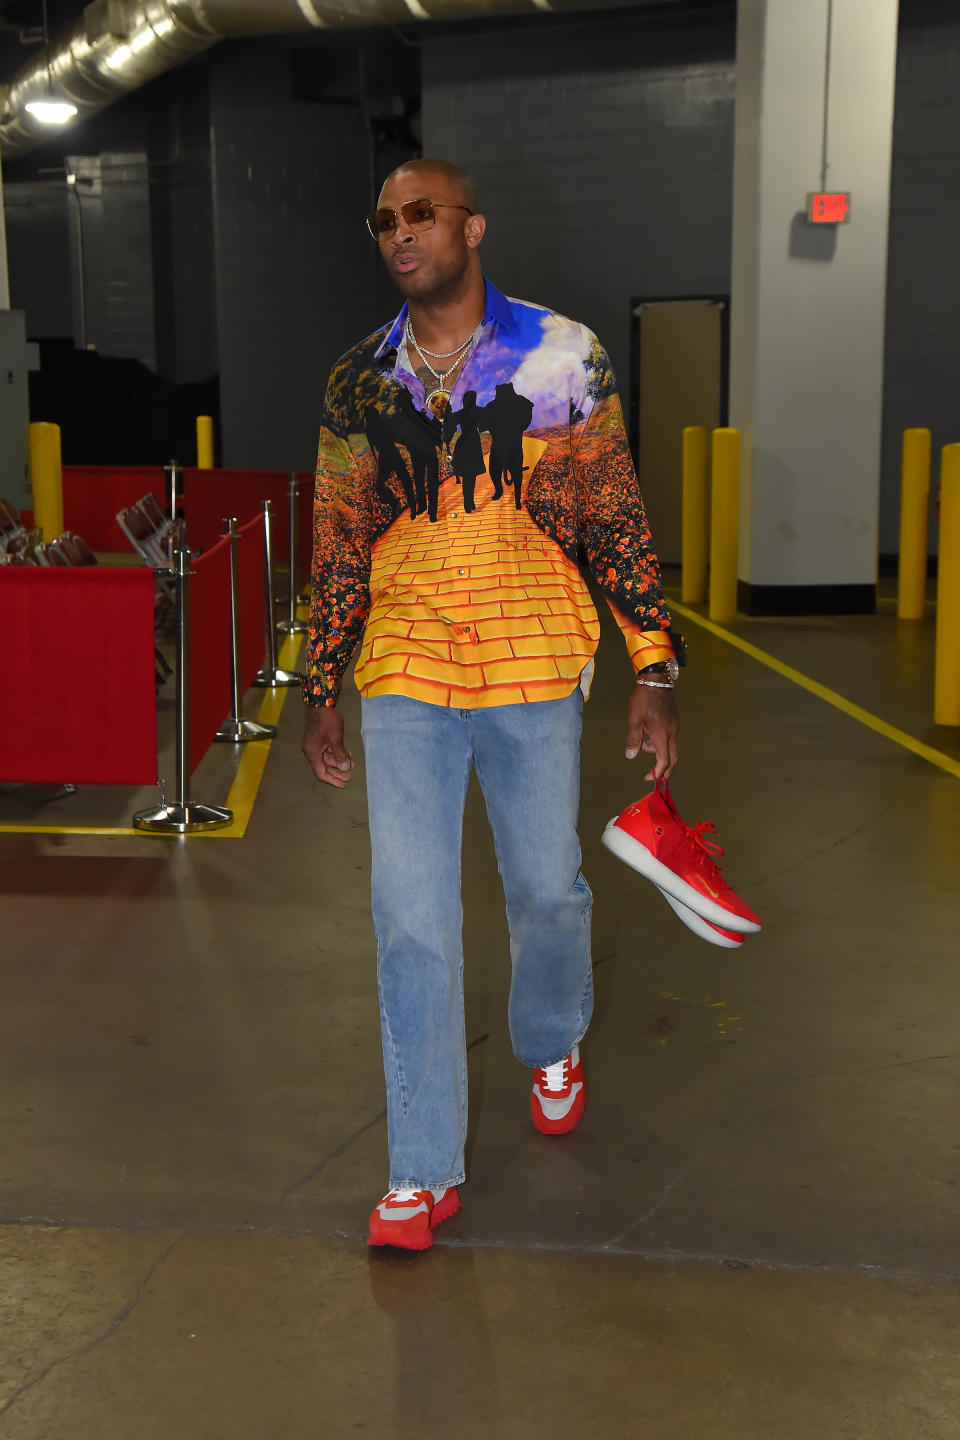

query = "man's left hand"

[{"left": 625, "top": 686, "right": 679, "bottom": 784}]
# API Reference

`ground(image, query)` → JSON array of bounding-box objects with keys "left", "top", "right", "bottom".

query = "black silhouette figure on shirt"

[
  {"left": 485, "top": 383, "right": 534, "bottom": 509},
  {"left": 445, "top": 391, "right": 487, "bottom": 514},
  {"left": 364, "top": 404, "right": 417, "bottom": 519},
  {"left": 387, "top": 389, "right": 443, "bottom": 522}
]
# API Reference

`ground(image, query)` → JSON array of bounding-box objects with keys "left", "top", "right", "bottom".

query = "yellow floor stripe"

[
  {"left": 0, "top": 631, "right": 305, "bottom": 838},
  {"left": 201, "top": 633, "right": 304, "bottom": 839},
  {"left": 669, "top": 598, "right": 960, "bottom": 781}
]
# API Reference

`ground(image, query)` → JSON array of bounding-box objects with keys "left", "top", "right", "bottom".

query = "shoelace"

[
  {"left": 682, "top": 819, "right": 726, "bottom": 884},
  {"left": 389, "top": 1188, "right": 421, "bottom": 1203},
  {"left": 540, "top": 1056, "right": 570, "bottom": 1093}
]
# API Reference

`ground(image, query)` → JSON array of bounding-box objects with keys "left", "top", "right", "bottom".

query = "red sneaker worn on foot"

[
  {"left": 367, "top": 1186, "right": 461, "bottom": 1251},
  {"left": 531, "top": 1044, "right": 586, "bottom": 1135},
  {"left": 602, "top": 784, "right": 761, "bottom": 935}
]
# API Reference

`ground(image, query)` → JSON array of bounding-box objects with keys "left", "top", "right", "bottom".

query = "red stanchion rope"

[{"left": 181, "top": 469, "right": 289, "bottom": 555}]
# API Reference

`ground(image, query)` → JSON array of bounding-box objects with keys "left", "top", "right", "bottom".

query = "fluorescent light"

[{"left": 25, "top": 99, "right": 78, "bottom": 124}]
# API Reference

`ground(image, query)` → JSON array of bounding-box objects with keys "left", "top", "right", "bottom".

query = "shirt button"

[
  {"left": 451, "top": 512, "right": 458, "bottom": 519},
  {"left": 457, "top": 568, "right": 465, "bottom": 576}
]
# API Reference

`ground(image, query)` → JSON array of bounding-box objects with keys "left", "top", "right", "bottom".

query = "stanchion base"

[
  {"left": 252, "top": 666, "right": 302, "bottom": 688},
  {"left": 215, "top": 719, "right": 278, "bottom": 743},
  {"left": 277, "top": 619, "right": 308, "bottom": 635},
  {"left": 133, "top": 801, "right": 233, "bottom": 834}
]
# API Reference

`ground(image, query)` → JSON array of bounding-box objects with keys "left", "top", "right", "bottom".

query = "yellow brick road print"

[{"left": 355, "top": 435, "right": 600, "bottom": 708}]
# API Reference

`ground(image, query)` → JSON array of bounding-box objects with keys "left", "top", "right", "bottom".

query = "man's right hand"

[{"left": 301, "top": 704, "right": 355, "bottom": 789}]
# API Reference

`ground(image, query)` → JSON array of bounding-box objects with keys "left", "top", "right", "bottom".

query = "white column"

[{"left": 730, "top": 0, "right": 900, "bottom": 613}]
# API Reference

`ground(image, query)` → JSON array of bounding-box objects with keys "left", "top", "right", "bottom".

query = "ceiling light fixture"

[
  {"left": 25, "top": 98, "right": 77, "bottom": 123},
  {"left": 24, "top": 0, "right": 78, "bottom": 126}
]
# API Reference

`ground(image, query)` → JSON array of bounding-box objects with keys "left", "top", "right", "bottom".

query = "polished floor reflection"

[{"left": 2, "top": 588, "right": 958, "bottom": 1437}]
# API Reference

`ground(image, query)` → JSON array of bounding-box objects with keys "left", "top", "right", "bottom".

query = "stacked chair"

[
  {"left": 116, "top": 494, "right": 180, "bottom": 685},
  {"left": 0, "top": 498, "right": 31, "bottom": 563},
  {"left": 116, "top": 493, "right": 184, "bottom": 571}
]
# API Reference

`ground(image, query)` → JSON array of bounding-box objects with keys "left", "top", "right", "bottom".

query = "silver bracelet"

[{"left": 635, "top": 676, "right": 674, "bottom": 690}]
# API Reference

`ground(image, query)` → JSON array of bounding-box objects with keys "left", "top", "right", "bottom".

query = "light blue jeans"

[{"left": 360, "top": 690, "right": 594, "bottom": 1192}]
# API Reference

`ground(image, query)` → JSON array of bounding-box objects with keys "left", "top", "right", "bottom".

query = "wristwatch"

[{"left": 638, "top": 658, "right": 679, "bottom": 684}]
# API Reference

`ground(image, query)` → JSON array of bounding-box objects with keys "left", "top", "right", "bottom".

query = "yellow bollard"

[
  {"left": 29, "top": 422, "right": 63, "bottom": 542},
  {"left": 934, "top": 444, "right": 960, "bottom": 726},
  {"left": 898, "top": 427, "right": 931, "bottom": 620},
  {"left": 196, "top": 415, "right": 215, "bottom": 469},
  {"left": 681, "top": 425, "right": 710, "bottom": 604},
  {"left": 709, "top": 427, "right": 740, "bottom": 623}
]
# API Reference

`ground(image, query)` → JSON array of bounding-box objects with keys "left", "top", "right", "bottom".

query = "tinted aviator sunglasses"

[{"left": 366, "top": 197, "right": 474, "bottom": 240}]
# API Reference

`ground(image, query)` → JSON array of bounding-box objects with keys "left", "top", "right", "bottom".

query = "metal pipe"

[
  {"left": 68, "top": 180, "right": 87, "bottom": 349},
  {"left": 0, "top": 0, "right": 646, "bottom": 158},
  {"left": 215, "top": 516, "right": 277, "bottom": 742},
  {"left": 253, "top": 498, "right": 301, "bottom": 687},
  {"left": 277, "top": 472, "right": 308, "bottom": 636},
  {"left": 165, "top": 459, "right": 180, "bottom": 526},
  {"left": 133, "top": 545, "right": 233, "bottom": 832}
]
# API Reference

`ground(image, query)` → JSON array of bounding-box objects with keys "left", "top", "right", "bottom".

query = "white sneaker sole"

[
  {"left": 657, "top": 886, "right": 744, "bottom": 949},
  {"left": 602, "top": 819, "right": 761, "bottom": 934}
]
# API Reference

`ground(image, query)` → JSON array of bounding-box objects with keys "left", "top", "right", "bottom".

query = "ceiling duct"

[{"left": 0, "top": 0, "right": 640, "bottom": 158}]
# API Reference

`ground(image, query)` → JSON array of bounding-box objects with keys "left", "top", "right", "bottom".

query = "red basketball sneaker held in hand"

[{"left": 602, "top": 783, "right": 762, "bottom": 936}]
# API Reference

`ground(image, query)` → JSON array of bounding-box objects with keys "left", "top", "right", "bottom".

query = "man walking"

[{"left": 302, "top": 159, "right": 681, "bottom": 1251}]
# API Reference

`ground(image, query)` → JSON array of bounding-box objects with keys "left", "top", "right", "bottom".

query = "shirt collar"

[{"left": 374, "top": 277, "right": 517, "bottom": 359}]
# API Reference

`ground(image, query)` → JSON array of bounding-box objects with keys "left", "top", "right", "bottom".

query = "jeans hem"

[
  {"left": 388, "top": 1173, "right": 466, "bottom": 1191},
  {"left": 514, "top": 1024, "right": 589, "bottom": 1070}
]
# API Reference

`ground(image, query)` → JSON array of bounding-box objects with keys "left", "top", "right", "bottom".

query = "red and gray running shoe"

[
  {"left": 368, "top": 1186, "right": 461, "bottom": 1251},
  {"left": 602, "top": 784, "right": 761, "bottom": 936},
  {"left": 531, "top": 1044, "right": 586, "bottom": 1135}
]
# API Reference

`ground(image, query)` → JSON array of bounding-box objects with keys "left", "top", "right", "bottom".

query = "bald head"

[{"left": 380, "top": 158, "right": 477, "bottom": 214}]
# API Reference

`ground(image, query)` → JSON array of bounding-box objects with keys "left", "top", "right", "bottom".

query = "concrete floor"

[{"left": 2, "top": 587, "right": 959, "bottom": 1437}]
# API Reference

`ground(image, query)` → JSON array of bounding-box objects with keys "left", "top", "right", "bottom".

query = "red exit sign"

[{"left": 806, "top": 192, "right": 851, "bottom": 224}]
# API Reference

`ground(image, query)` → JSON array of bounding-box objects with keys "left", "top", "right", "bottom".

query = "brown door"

[{"left": 635, "top": 299, "right": 725, "bottom": 565}]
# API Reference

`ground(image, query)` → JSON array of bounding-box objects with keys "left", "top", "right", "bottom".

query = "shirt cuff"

[{"left": 627, "top": 630, "right": 676, "bottom": 673}]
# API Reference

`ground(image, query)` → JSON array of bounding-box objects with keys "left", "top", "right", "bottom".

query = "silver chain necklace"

[
  {"left": 404, "top": 316, "right": 477, "bottom": 360},
  {"left": 404, "top": 316, "right": 482, "bottom": 419}
]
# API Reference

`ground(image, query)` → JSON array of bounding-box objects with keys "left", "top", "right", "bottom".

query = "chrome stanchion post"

[
  {"left": 296, "top": 474, "right": 310, "bottom": 605},
  {"left": 215, "top": 517, "right": 277, "bottom": 742},
  {"left": 254, "top": 499, "right": 301, "bottom": 688},
  {"left": 277, "top": 471, "right": 308, "bottom": 635},
  {"left": 134, "top": 547, "right": 233, "bottom": 834},
  {"left": 165, "top": 459, "right": 181, "bottom": 525}
]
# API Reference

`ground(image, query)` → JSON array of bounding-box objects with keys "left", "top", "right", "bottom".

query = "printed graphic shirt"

[{"left": 304, "top": 280, "right": 681, "bottom": 710}]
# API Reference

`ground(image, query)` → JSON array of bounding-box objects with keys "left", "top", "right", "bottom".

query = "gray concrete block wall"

[
  {"left": 421, "top": 12, "right": 737, "bottom": 406},
  {"left": 209, "top": 40, "right": 375, "bottom": 471},
  {"left": 150, "top": 73, "right": 218, "bottom": 388},
  {"left": 66, "top": 152, "right": 157, "bottom": 373},
  {"left": 881, "top": 0, "right": 960, "bottom": 554},
  {"left": 4, "top": 182, "right": 73, "bottom": 340},
  {"left": 421, "top": 3, "right": 960, "bottom": 560}
]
